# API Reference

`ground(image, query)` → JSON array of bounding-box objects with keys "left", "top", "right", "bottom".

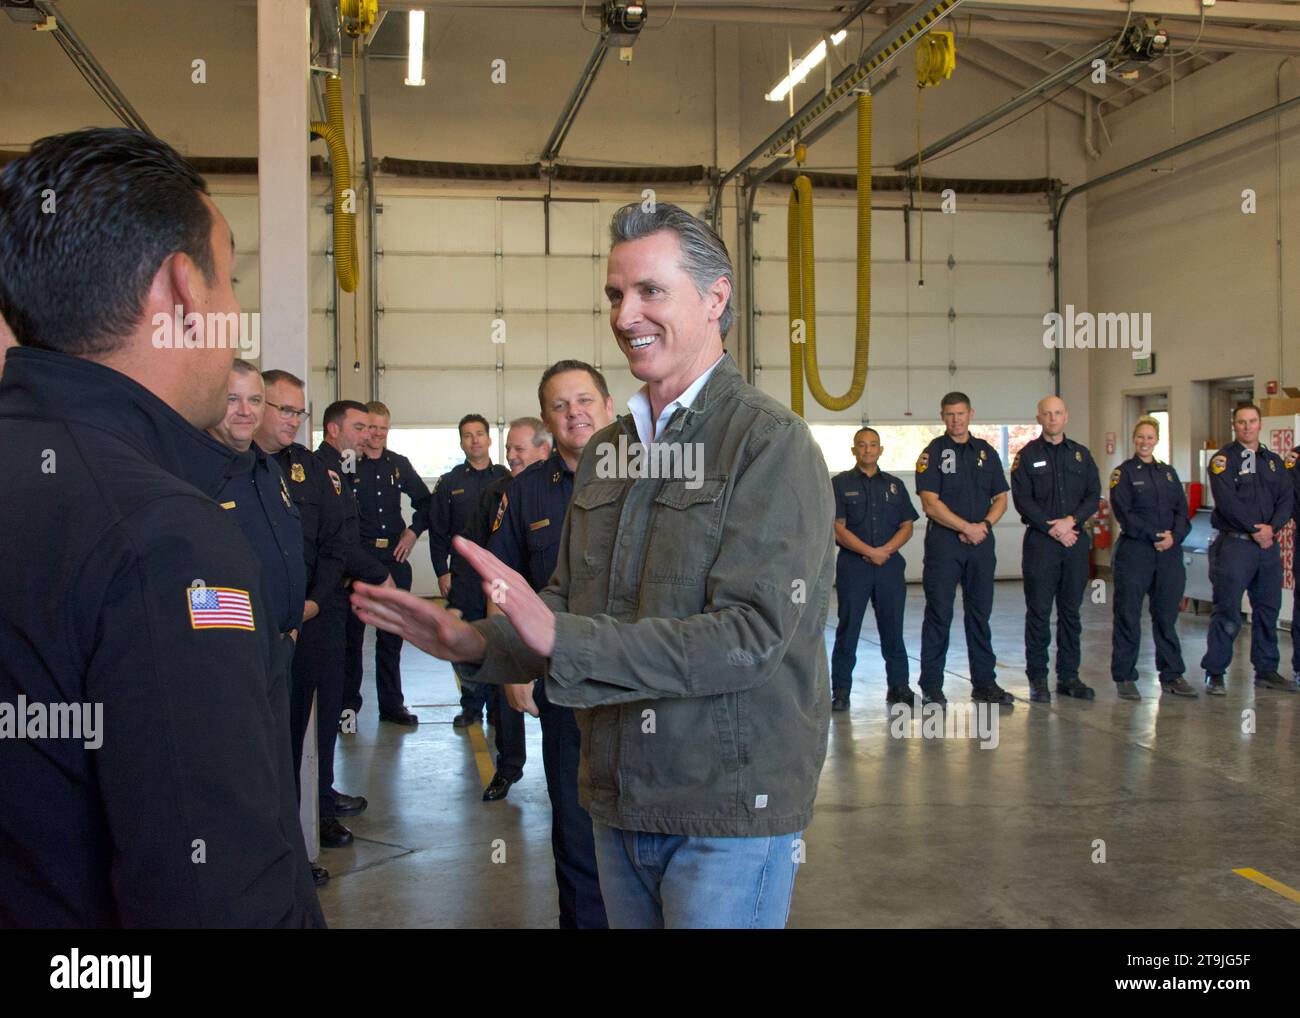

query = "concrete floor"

[{"left": 318, "top": 581, "right": 1300, "bottom": 928}]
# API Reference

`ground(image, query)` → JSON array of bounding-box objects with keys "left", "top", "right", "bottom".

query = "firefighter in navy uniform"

[
  {"left": 315, "top": 400, "right": 394, "bottom": 847},
  {"left": 1010, "top": 396, "right": 1101, "bottom": 702},
  {"left": 1108, "top": 416, "right": 1195, "bottom": 701},
  {"left": 0, "top": 127, "right": 321, "bottom": 927},
  {"left": 1201, "top": 403, "right": 1295, "bottom": 695},
  {"left": 914, "top": 392, "right": 1014, "bottom": 707},
  {"left": 829, "top": 426, "right": 918, "bottom": 711},
  {"left": 465, "top": 417, "right": 552, "bottom": 801},
  {"left": 486, "top": 361, "right": 614, "bottom": 929},
  {"left": 429, "top": 413, "right": 511, "bottom": 726},
  {"left": 341, "top": 401, "right": 431, "bottom": 726},
  {"left": 254, "top": 370, "right": 356, "bottom": 882},
  {"left": 1289, "top": 442, "right": 1300, "bottom": 688}
]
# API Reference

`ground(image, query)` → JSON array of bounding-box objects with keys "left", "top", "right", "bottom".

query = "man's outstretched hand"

[
  {"left": 351, "top": 582, "right": 487, "bottom": 663},
  {"left": 454, "top": 535, "right": 557, "bottom": 659}
]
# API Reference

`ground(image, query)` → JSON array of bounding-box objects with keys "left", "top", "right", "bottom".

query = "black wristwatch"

[{"left": 982, "top": 520, "right": 993, "bottom": 533}]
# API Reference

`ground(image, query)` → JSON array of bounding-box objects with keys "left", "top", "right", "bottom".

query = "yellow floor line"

[
  {"left": 466, "top": 717, "right": 495, "bottom": 787},
  {"left": 1233, "top": 867, "right": 1300, "bottom": 905}
]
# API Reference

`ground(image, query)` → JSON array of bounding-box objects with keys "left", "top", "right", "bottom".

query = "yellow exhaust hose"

[
  {"left": 310, "top": 75, "right": 360, "bottom": 294},
  {"left": 788, "top": 92, "right": 872, "bottom": 415}
]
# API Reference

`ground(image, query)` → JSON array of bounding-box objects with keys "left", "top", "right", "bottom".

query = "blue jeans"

[{"left": 591, "top": 822, "right": 803, "bottom": 929}]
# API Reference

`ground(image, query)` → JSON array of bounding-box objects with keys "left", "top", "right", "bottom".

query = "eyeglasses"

[{"left": 267, "top": 401, "right": 308, "bottom": 422}]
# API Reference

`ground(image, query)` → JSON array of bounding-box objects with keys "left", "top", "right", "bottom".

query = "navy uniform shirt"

[
  {"left": 430, "top": 459, "right": 511, "bottom": 579},
  {"left": 1207, "top": 440, "right": 1292, "bottom": 536},
  {"left": 465, "top": 470, "right": 514, "bottom": 550},
  {"left": 1109, "top": 456, "right": 1190, "bottom": 544},
  {"left": 1010, "top": 434, "right": 1101, "bottom": 534},
  {"left": 0, "top": 347, "right": 323, "bottom": 929},
  {"left": 215, "top": 445, "right": 306, "bottom": 635},
  {"left": 488, "top": 452, "right": 573, "bottom": 592},
  {"left": 832, "top": 466, "right": 918, "bottom": 549},
  {"left": 914, "top": 433, "right": 1009, "bottom": 527},
  {"left": 271, "top": 442, "right": 347, "bottom": 606},
  {"left": 315, "top": 441, "right": 390, "bottom": 586},
  {"left": 351, "top": 448, "right": 432, "bottom": 546}
]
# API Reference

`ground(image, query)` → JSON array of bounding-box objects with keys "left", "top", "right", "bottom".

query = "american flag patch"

[{"left": 187, "top": 587, "right": 256, "bottom": 631}]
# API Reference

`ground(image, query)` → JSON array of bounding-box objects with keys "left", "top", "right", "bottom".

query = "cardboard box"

[{"left": 1259, "top": 398, "right": 1300, "bottom": 416}]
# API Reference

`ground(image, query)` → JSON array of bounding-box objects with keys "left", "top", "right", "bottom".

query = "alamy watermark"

[
  {"left": 888, "top": 701, "right": 999, "bottom": 749},
  {"left": 1042, "top": 304, "right": 1150, "bottom": 359},
  {"left": 593, "top": 434, "right": 705, "bottom": 489},
  {"left": 152, "top": 306, "right": 261, "bottom": 357},
  {"left": 0, "top": 696, "right": 102, "bottom": 749}
]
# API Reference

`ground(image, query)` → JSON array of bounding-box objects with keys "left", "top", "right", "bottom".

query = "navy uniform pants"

[
  {"left": 1022, "top": 528, "right": 1090, "bottom": 683},
  {"left": 344, "top": 548, "right": 412, "bottom": 716},
  {"left": 1111, "top": 535, "right": 1186, "bottom": 682},
  {"left": 830, "top": 551, "right": 909, "bottom": 695},
  {"left": 1200, "top": 534, "right": 1282, "bottom": 677},
  {"left": 1293, "top": 538, "right": 1300, "bottom": 677},
  {"left": 291, "top": 590, "right": 349, "bottom": 819},
  {"left": 490, "top": 689, "right": 526, "bottom": 781},
  {"left": 920, "top": 530, "right": 997, "bottom": 692},
  {"left": 536, "top": 681, "right": 608, "bottom": 929}
]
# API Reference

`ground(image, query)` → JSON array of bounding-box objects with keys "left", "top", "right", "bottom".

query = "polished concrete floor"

[{"left": 317, "top": 581, "right": 1300, "bottom": 928}]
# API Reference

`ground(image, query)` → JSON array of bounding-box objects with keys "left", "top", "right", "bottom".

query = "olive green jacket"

[{"left": 469, "top": 354, "right": 835, "bottom": 837}]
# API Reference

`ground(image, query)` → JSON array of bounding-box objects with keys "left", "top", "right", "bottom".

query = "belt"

[{"left": 1219, "top": 530, "right": 1254, "bottom": 541}]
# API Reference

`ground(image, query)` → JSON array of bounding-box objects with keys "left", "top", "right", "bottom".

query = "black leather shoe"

[
  {"left": 885, "top": 686, "right": 916, "bottom": 707},
  {"left": 1056, "top": 678, "right": 1095, "bottom": 700},
  {"left": 332, "top": 792, "right": 368, "bottom": 817},
  {"left": 1116, "top": 680, "right": 1142, "bottom": 701},
  {"left": 1255, "top": 671, "right": 1297, "bottom": 692},
  {"left": 379, "top": 707, "right": 420, "bottom": 726},
  {"left": 452, "top": 712, "right": 481, "bottom": 728},
  {"left": 1029, "top": 680, "right": 1051, "bottom": 703},
  {"left": 312, "top": 865, "right": 330, "bottom": 887},
  {"left": 831, "top": 696, "right": 850, "bottom": 712},
  {"left": 483, "top": 772, "right": 517, "bottom": 801},
  {"left": 972, "top": 682, "right": 1015, "bottom": 706},
  {"left": 1205, "top": 674, "right": 1226, "bottom": 696},
  {"left": 921, "top": 688, "right": 947, "bottom": 707},
  {"left": 320, "top": 818, "right": 353, "bottom": 848}
]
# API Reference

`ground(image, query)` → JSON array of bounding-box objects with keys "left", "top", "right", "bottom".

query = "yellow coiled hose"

[
  {"left": 788, "top": 92, "right": 872, "bottom": 415},
  {"left": 310, "top": 75, "right": 359, "bottom": 294}
]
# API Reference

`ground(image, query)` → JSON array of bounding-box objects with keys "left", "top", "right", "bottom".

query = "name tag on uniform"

[
  {"left": 1033, "top": 461, "right": 1046, "bottom": 468},
  {"left": 844, "top": 490, "right": 860, "bottom": 497},
  {"left": 220, "top": 500, "right": 236, "bottom": 509},
  {"left": 529, "top": 518, "right": 551, "bottom": 531},
  {"left": 451, "top": 488, "right": 466, "bottom": 495}
]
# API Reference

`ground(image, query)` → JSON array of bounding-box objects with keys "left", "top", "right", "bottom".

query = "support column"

[{"left": 257, "top": 0, "right": 318, "bottom": 862}]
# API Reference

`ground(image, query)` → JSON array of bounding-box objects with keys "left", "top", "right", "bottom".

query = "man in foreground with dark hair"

[{"left": 0, "top": 128, "right": 322, "bottom": 927}]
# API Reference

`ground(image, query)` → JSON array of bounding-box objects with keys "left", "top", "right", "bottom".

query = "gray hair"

[
  {"left": 608, "top": 202, "right": 734, "bottom": 339},
  {"left": 509, "top": 415, "right": 552, "bottom": 448}
]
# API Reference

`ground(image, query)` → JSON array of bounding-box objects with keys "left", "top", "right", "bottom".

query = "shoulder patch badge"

[
  {"left": 916, "top": 451, "right": 930, "bottom": 474},
  {"left": 1011, "top": 451, "right": 1021, "bottom": 472},
  {"left": 1166, "top": 471, "right": 1174, "bottom": 482},
  {"left": 290, "top": 463, "right": 306, "bottom": 483},
  {"left": 1270, "top": 458, "right": 1277, "bottom": 472},
  {"left": 1075, "top": 450, "right": 1083, "bottom": 462},
  {"left": 187, "top": 586, "right": 255, "bottom": 631},
  {"left": 327, "top": 468, "right": 343, "bottom": 495},
  {"left": 1109, "top": 467, "right": 1122, "bottom": 489},
  {"left": 491, "top": 493, "right": 508, "bottom": 534},
  {"left": 1210, "top": 454, "right": 1227, "bottom": 476},
  {"left": 1286, "top": 449, "right": 1299, "bottom": 470}
]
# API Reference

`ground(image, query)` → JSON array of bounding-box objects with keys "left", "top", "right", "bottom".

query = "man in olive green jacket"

[{"left": 353, "top": 203, "right": 835, "bottom": 929}]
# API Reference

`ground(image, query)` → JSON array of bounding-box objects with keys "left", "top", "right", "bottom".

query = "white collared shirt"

[{"left": 626, "top": 354, "right": 726, "bottom": 446}]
